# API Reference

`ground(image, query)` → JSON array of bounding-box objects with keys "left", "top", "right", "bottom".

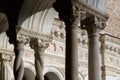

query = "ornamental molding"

[
  {"left": 105, "top": 34, "right": 120, "bottom": 46},
  {"left": 105, "top": 44, "right": 120, "bottom": 55},
  {"left": 100, "top": 34, "right": 120, "bottom": 55},
  {"left": 106, "top": 65, "right": 120, "bottom": 74},
  {"left": 16, "top": 27, "right": 53, "bottom": 42},
  {"left": 0, "top": 49, "right": 14, "bottom": 55},
  {"left": 105, "top": 54, "right": 120, "bottom": 70}
]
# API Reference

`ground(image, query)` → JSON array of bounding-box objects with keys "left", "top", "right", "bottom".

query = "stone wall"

[{"left": 105, "top": 0, "right": 120, "bottom": 37}]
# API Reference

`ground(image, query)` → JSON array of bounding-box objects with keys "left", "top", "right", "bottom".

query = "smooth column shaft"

[
  {"left": 87, "top": 28, "right": 101, "bottom": 80},
  {"left": 65, "top": 23, "right": 78, "bottom": 80}
]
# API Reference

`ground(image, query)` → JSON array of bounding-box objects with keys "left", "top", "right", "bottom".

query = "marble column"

[
  {"left": 13, "top": 35, "right": 26, "bottom": 80},
  {"left": 65, "top": 7, "right": 80, "bottom": 80},
  {"left": 81, "top": 16, "right": 106, "bottom": 80},
  {"left": 53, "top": 1, "right": 80, "bottom": 79},
  {"left": 30, "top": 38, "right": 49, "bottom": 80}
]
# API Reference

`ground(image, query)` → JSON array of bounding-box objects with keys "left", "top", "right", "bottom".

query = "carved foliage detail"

[{"left": 30, "top": 38, "right": 49, "bottom": 52}]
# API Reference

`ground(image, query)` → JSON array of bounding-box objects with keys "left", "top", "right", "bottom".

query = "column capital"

[
  {"left": 17, "top": 35, "right": 29, "bottom": 44},
  {"left": 0, "top": 53, "right": 13, "bottom": 61},
  {"left": 81, "top": 16, "right": 106, "bottom": 30},
  {"left": 81, "top": 16, "right": 106, "bottom": 37},
  {"left": 71, "top": 5, "right": 80, "bottom": 29},
  {"left": 30, "top": 38, "right": 49, "bottom": 52},
  {"left": 53, "top": 1, "right": 80, "bottom": 28}
]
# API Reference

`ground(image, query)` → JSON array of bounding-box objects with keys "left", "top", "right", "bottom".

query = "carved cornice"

[{"left": 16, "top": 27, "right": 53, "bottom": 42}]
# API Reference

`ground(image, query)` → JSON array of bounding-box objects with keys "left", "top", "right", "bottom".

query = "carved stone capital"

[
  {"left": 53, "top": 1, "right": 80, "bottom": 28},
  {"left": 81, "top": 16, "right": 106, "bottom": 37},
  {"left": 81, "top": 16, "right": 106, "bottom": 29},
  {"left": 17, "top": 35, "right": 30, "bottom": 44},
  {"left": 30, "top": 38, "right": 49, "bottom": 52},
  {"left": 71, "top": 5, "right": 80, "bottom": 29},
  {"left": 0, "top": 53, "right": 12, "bottom": 61}
]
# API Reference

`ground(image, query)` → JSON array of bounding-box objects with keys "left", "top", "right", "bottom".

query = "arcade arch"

[{"left": 44, "top": 66, "right": 64, "bottom": 80}]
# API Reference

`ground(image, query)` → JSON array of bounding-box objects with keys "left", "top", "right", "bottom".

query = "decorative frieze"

[
  {"left": 16, "top": 27, "right": 53, "bottom": 42},
  {"left": 51, "top": 18, "right": 65, "bottom": 40},
  {"left": 100, "top": 34, "right": 120, "bottom": 56},
  {"left": 44, "top": 54, "right": 65, "bottom": 67}
]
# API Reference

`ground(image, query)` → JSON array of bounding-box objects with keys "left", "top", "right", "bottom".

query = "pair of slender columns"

[
  {"left": 65, "top": 17, "right": 104, "bottom": 80},
  {"left": 53, "top": 1, "right": 104, "bottom": 80},
  {"left": 30, "top": 38, "right": 49, "bottom": 80},
  {"left": 13, "top": 37, "right": 48, "bottom": 80},
  {"left": 65, "top": 15, "right": 102, "bottom": 80}
]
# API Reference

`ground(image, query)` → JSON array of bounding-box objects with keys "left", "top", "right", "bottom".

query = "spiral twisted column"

[
  {"left": 13, "top": 35, "right": 28, "bottom": 80},
  {"left": 30, "top": 38, "right": 49, "bottom": 80}
]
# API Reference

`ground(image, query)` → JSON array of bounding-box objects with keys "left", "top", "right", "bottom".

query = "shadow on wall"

[
  {"left": 23, "top": 68, "right": 35, "bottom": 80},
  {"left": 0, "top": 13, "right": 8, "bottom": 34}
]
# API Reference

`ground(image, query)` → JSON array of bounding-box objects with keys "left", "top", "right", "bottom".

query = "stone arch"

[
  {"left": 44, "top": 66, "right": 64, "bottom": 80},
  {"left": 23, "top": 59, "right": 36, "bottom": 80},
  {"left": 18, "top": 0, "right": 58, "bottom": 35},
  {"left": 23, "top": 68, "right": 35, "bottom": 80},
  {"left": 23, "top": 59, "right": 35, "bottom": 74}
]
